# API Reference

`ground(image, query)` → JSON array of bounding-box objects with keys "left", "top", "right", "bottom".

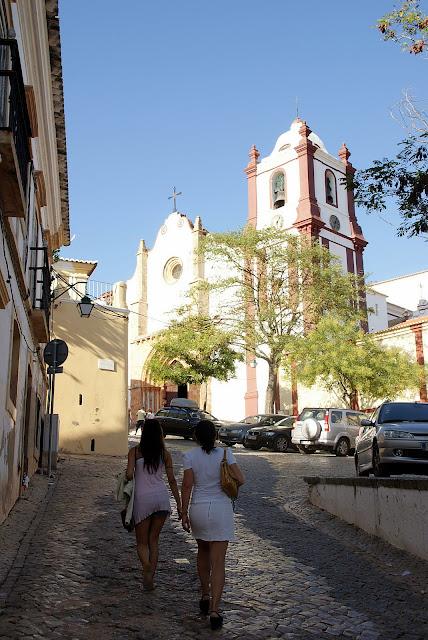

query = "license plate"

[
  {"left": 300, "top": 440, "right": 312, "bottom": 445},
  {"left": 247, "top": 434, "right": 257, "bottom": 440}
]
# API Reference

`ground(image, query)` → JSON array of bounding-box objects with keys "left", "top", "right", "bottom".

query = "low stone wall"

[{"left": 304, "top": 476, "right": 428, "bottom": 561}]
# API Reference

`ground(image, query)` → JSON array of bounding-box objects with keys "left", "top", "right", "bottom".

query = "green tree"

[
  {"left": 145, "top": 314, "right": 242, "bottom": 404},
  {"left": 377, "top": 1, "right": 428, "bottom": 54},
  {"left": 199, "top": 226, "right": 367, "bottom": 413},
  {"left": 348, "top": 2, "right": 428, "bottom": 238},
  {"left": 294, "top": 316, "right": 422, "bottom": 409}
]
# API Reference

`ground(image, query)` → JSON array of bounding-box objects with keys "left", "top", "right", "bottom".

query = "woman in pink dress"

[{"left": 126, "top": 419, "right": 181, "bottom": 590}]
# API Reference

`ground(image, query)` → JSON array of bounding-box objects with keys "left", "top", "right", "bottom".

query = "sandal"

[
  {"left": 199, "top": 593, "right": 210, "bottom": 615},
  {"left": 209, "top": 611, "right": 223, "bottom": 630}
]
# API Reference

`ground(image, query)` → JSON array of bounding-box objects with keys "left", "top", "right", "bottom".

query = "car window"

[
  {"left": 379, "top": 402, "right": 428, "bottom": 423},
  {"left": 174, "top": 408, "right": 188, "bottom": 419},
  {"left": 157, "top": 409, "right": 171, "bottom": 417},
  {"left": 261, "top": 417, "right": 276, "bottom": 426},
  {"left": 300, "top": 409, "right": 326, "bottom": 421},
  {"left": 345, "top": 412, "right": 361, "bottom": 426},
  {"left": 371, "top": 406, "right": 380, "bottom": 423},
  {"left": 330, "top": 411, "right": 342, "bottom": 424},
  {"left": 276, "top": 417, "right": 295, "bottom": 427},
  {"left": 203, "top": 412, "right": 217, "bottom": 421},
  {"left": 243, "top": 416, "right": 260, "bottom": 424}
]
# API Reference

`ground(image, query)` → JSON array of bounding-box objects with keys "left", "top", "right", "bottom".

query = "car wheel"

[
  {"left": 297, "top": 445, "right": 316, "bottom": 454},
  {"left": 373, "top": 444, "right": 390, "bottom": 477},
  {"left": 272, "top": 435, "right": 290, "bottom": 452},
  {"left": 335, "top": 437, "right": 350, "bottom": 457}
]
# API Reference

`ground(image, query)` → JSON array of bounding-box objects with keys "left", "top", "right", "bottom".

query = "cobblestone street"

[{"left": 1, "top": 435, "right": 428, "bottom": 640}]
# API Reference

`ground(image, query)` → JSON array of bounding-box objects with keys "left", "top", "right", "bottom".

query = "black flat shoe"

[
  {"left": 210, "top": 612, "right": 223, "bottom": 630},
  {"left": 199, "top": 594, "right": 210, "bottom": 615}
]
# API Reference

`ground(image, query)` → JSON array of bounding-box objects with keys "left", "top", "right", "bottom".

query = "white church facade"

[{"left": 125, "top": 119, "right": 426, "bottom": 422}]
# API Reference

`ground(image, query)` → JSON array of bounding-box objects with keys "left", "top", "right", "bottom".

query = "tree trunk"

[{"left": 265, "top": 362, "right": 277, "bottom": 413}]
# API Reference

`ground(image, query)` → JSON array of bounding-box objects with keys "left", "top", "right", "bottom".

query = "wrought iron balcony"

[{"left": 0, "top": 39, "right": 32, "bottom": 217}]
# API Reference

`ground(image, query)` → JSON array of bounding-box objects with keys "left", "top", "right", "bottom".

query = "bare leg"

[
  {"left": 210, "top": 541, "right": 228, "bottom": 615},
  {"left": 147, "top": 514, "right": 167, "bottom": 579},
  {"left": 196, "top": 539, "right": 211, "bottom": 597},
  {"left": 135, "top": 518, "right": 151, "bottom": 567}
]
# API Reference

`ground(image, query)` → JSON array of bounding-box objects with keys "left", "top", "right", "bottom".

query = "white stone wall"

[
  {"left": 366, "top": 290, "right": 389, "bottom": 333},
  {"left": 307, "top": 478, "right": 428, "bottom": 562},
  {"left": 372, "top": 271, "right": 428, "bottom": 314}
]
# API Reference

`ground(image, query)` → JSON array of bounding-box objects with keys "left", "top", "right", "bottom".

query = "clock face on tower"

[
  {"left": 329, "top": 215, "right": 340, "bottom": 232},
  {"left": 271, "top": 214, "right": 284, "bottom": 230}
]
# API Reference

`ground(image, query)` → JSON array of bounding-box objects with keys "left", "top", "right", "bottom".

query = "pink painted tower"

[{"left": 243, "top": 120, "right": 367, "bottom": 415}]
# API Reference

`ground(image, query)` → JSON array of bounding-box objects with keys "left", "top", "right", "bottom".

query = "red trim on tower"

[
  {"left": 346, "top": 247, "right": 355, "bottom": 274},
  {"left": 411, "top": 324, "right": 427, "bottom": 401},
  {"left": 244, "top": 145, "right": 260, "bottom": 228},
  {"left": 293, "top": 121, "right": 325, "bottom": 239}
]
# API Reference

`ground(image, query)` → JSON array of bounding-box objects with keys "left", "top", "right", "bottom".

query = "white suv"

[{"left": 291, "top": 408, "right": 365, "bottom": 456}]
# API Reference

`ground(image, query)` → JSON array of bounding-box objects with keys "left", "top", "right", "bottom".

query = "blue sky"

[{"left": 58, "top": 0, "right": 427, "bottom": 287}]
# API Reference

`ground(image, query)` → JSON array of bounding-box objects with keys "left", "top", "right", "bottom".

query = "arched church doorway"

[{"left": 177, "top": 384, "right": 187, "bottom": 398}]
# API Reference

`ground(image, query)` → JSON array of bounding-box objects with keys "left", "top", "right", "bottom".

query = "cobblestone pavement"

[{"left": 1, "top": 434, "right": 428, "bottom": 639}]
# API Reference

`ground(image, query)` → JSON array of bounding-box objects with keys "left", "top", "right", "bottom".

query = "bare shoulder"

[{"left": 164, "top": 448, "right": 172, "bottom": 464}]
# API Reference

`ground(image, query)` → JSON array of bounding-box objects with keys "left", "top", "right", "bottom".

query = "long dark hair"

[
  {"left": 195, "top": 420, "right": 216, "bottom": 454},
  {"left": 139, "top": 419, "right": 166, "bottom": 473}
]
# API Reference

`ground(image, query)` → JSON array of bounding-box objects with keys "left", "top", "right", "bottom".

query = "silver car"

[
  {"left": 355, "top": 401, "right": 428, "bottom": 477},
  {"left": 291, "top": 407, "right": 364, "bottom": 456}
]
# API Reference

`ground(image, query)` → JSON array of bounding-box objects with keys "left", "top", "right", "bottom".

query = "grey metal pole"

[{"left": 47, "top": 339, "right": 57, "bottom": 477}]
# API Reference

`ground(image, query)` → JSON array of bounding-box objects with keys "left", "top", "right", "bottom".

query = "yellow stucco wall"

[{"left": 53, "top": 298, "right": 129, "bottom": 456}]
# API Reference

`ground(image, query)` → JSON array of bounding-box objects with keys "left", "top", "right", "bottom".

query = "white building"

[
  {"left": 0, "top": 1, "right": 69, "bottom": 524},
  {"left": 126, "top": 119, "right": 372, "bottom": 421}
]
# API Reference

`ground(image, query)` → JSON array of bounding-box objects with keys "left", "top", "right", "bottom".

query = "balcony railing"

[
  {"left": 30, "top": 247, "right": 51, "bottom": 324},
  {"left": 86, "top": 279, "right": 114, "bottom": 306},
  {"left": 0, "top": 39, "right": 32, "bottom": 201}
]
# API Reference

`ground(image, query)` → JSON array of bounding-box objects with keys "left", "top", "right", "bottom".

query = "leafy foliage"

[
  {"left": 294, "top": 317, "right": 422, "bottom": 409},
  {"left": 145, "top": 314, "right": 242, "bottom": 386},
  {"left": 198, "top": 227, "right": 367, "bottom": 412},
  {"left": 377, "top": 1, "right": 428, "bottom": 55},
  {"left": 348, "top": 134, "right": 428, "bottom": 236},
  {"left": 347, "top": 2, "right": 428, "bottom": 238}
]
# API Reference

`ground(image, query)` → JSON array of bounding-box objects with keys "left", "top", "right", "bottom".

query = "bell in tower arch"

[{"left": 273, "top": 172, "right": 285, "bottom": 209}]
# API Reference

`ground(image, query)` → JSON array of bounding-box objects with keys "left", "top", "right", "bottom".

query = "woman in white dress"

[{"left": 181, "top": 420, "right": 245, "bottom": 630}]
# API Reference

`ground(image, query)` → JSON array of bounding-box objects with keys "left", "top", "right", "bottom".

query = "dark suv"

[{"left": 154, "top": 407, "right": 222, "bottom": 440}]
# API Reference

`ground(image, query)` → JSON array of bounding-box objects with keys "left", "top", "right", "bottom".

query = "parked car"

[
  {"left": 355, "top": 400, "right": 428, "bottom": 477},
  {"left": 155, "top": 405, "right": 224, "bottom": 440},
  {"left": 244, "top": 416, "right": 297, "bottom": 452},
  {"left": 291, "top": 407, "right": 364, "bottom": 456},
  {"left": 218, "top": 414, "right": 284, "bottom": 446}
]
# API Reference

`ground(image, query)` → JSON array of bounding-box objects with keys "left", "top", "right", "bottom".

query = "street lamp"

[
  {"left": 51, "top": 282, "right": 94, "bottom": 318},
  {"left": 77, "top": 295, "right": 94, "bottom": 318}
]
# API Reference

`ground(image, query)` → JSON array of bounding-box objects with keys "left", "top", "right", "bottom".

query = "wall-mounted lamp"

[
  {"left": 77, "top": 295, "right": 94, "bottom": 318},
  {"left": 52, "top": 282, "right": 94, "bottom": 318},
  {"left": 249, "top": 358, "right": 257, "bottom": 368}
]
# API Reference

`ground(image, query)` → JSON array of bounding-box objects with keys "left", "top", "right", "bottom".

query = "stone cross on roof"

[{"left": 168, "top": 186, "right": 182, "bottom": 212}]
